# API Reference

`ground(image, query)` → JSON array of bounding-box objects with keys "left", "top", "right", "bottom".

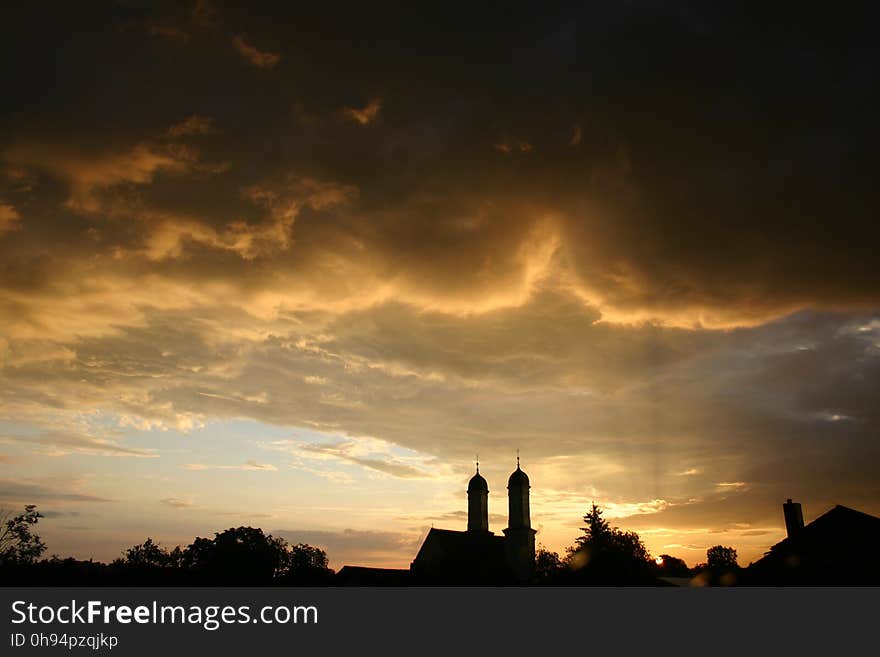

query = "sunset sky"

[{"left": 1, "top": 2, "right": 878, "bottom": 569}]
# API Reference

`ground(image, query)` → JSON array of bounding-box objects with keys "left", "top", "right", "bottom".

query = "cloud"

[
  {"left": 243, "top": 459, "right": 277, "bottom": 471},
  {"left": 298, "top": 443, "right": 430, "bottom": 478},
  {"left": 715, "top": 482, "right": 749, "bottom": 492},
  {"left": 0, "top": 203, "right": 20, "bottom": 235},
  {"left": 38, "top": 509, "right": 82, "bottom": 518},
  {"left": 493, "top": 139, "right": 532, "bottom": 154},
  {"left": 417, "top": 510, "right": 507, "bottom": 526},
  {"left": 167, "top": 115, "right": 213, "bottom": 137},
  {"left": 739, "top": 529, "right": 773, "bottom": 537},
  {"left": 3, "top": 295, "right": 878, "bottom": 535},
  {"left": 146, "top": 22, "right": 190, "bottom": 43},
  {"left": 160, "top": 497, "right": 194, "bottom": 509},
  {"left": 661, "top": 543, "right": 706, "bottom": 552},
  {"left": 271, "top": 528, "right": 421, "bottom": 567},
  {"left": 192, "top": 0, "right": 215, "bottom": 20},
  {"left": 342, "top": 99, "right": 382, "bottom": 126},
  {"left": 243, "top": 459, "right": 278, "bottom": 472},
  {"left": 4, "top": 3, "right": 879, "bottom": 328},
  {"left": 265, "top": 437, "right": 440, "bottom": 479},
  {"left": 2, "top": 2, "right": 880, "bottom": 566},
  {"left": 600, "top": 499, "right": 672, "bottom": 519},
  {"left": 138, "top": 174, "right": 354, "bottom": 261},
  {"left": 0, "top": 432, "right": 157, "bottom": 457},
  {"left": 4, "top": 141, "right": 196, "bottom": 214},
  {"left": 139, "top": 210, "right": 291, "bottom": 261},
  {"left": 232, "top": 35, "right": 280, "bottom": 69},
  {"left": 0, "top": 479, "right": 112, "bottom": 504},
  {"left": 182, "top": 460, "right": 277, "bottom": 471}
]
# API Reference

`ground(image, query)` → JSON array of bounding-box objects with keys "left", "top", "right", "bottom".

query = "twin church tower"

[
  {"left": 410, "top": 455, "right": 537, "bottom": 583},
  {"left": 465, "top": 457, "right": 537, "bottom": 582},
  {"left": 345, "top": 456, "right": 539, "bottom": 584}
]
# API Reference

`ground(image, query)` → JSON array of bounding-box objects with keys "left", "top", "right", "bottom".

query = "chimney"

[{"left": 783, "top": 499, "right": 804, "bottom": 538}]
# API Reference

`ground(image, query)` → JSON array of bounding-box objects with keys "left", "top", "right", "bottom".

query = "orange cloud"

[
  {"left": 146, "top": 22, "right": 190, "bottom": 43},
  {"left": 141, "top": 175, "right": 356, "bottom": 261},
  {"left": 140, "top": 211, "right": 295, "bottom": 261},
  {"left": 192, "top": 0, "right": 215, "bottom": 21},
  {"left": 232, "top": 35, "right": 280, "bottom": 69},
  {"left": 0, "top": 203, "right": 20, "bottom": 235},
  {"left": 167, "top": 115, "right": 213, "bottom": 137},
  {"left": 4, "top": 142, "right": 195, "bottom": 214},
  {"left": 494, "top": 139, "right": 532, "bottom": 154},
  {"left": 342, "top": 98, "right": 382, "bottom": 126}
]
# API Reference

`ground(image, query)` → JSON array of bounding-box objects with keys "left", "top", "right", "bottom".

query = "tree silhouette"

[
  {"left": 120, "top": 538, "right": 174, "bottom": 568},
  {"left": 534, "top": 547, "right": 565, "bottom": 583},
  {"left": 572, "top": 503, "right": 611, "bottom": 551},
  {"left": 707, "top": 545, "right": 738, "bottom": 570},
  {"left": 113, "top": 530, "right": 336, "bottom": 584},
  {"left": 0, "top": 516, "right": 335, "bottom": 585},
  {"left": 655, "top": 554, "right": 690, "bottom": 577},
  {"left": 570, "top": 503, "right": 650, "bottom": 562},
  {"left": 185, "top": 526, "right": 288, "bottom": 584},
  {"left": 277, "top": 543, "right": 334, "bottom": 584},
  {"left": 0, "top": 505, "right": 46, "bottom": 565},
  {"left": 564, "top": 503, "right": 653, "bottom": 584},
  {"left": 691, "top": 545, "right": 742, "bottom": 586}
]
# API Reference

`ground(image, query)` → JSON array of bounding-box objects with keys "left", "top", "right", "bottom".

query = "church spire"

[
  {"left": 467, "top": 458, "right": 489, "bottom": 532},
  {"left": 507, "top": 454, "right": 530, "bottom": 529},
  {"left": 504, "top": 453, "right": 536, "bottom": 582}
]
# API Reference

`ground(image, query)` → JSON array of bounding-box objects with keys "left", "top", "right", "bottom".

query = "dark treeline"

[
  {"left": 1, "top": 503, "right": 740, "bottom": 586},
  {"left": 1, "top": 507, "right": 334, "bottom": 586}
]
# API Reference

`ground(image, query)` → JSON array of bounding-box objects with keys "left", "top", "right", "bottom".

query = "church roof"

[{"left": 410, "top": 528, "right": 514, "bottom": 584}]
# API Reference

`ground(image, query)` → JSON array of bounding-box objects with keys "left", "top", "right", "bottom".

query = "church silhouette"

[{"left": 336, "top": 458, "right": 536, "bottom": 585}]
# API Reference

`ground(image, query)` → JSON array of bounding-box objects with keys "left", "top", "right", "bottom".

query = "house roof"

[
  {"left": 764, "top": 504, "right": 880, "bottom": 555},
  {"left": 335, "top": 566, "right": 412, "bottom": 586},
  {"left": 746, "top": 504, "right": 880, "bottom": 584}
]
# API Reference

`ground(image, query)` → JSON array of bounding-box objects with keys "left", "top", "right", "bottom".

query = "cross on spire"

[
  {"left": 475, "top": 452, "right": 480, "bottom": 474},
  {"left": 516, "top": 448, "right": 520, "bottom": 470}
]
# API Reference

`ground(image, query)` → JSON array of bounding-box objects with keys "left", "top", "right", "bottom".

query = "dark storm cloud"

[
  {"left": 231, "top": 34, "right": 280, "bottom": 69},
  {"left": 1, "top": 2, "right": 877, "bottom": 324}
]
